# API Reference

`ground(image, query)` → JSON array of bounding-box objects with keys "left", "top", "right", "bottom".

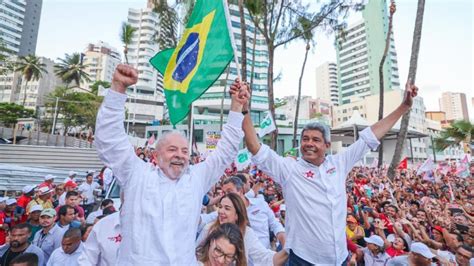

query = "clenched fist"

[{"left": 111, "top": 64, "right": 138, "bottom": 94}]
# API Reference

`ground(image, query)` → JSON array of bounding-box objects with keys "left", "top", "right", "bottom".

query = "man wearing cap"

[
  {"left": 64, "top": 171, "right": 78, "bottom": 184},
  {"left": 4, "top": 198, "right": 19, "bottom": 229},
  {"left": 17, "top": 185, "right": 36, "bottom": 223},
  {"left": 27, "top": 186, "right": 54, "bottom": 214},
  {"left": 241, "top": 80, "right": 420, "bottom": 264},
  {"left": 32, "top": 208, "right": 66, "bottom": 263},
  {"left": 386, "top": 242, "right": 435, "bottom": 266},
  {"left": 40, "top": 175, "right": 56, "bottom": 190},
  {"left": 350, "top": 235, "right": 390, "bottom": 266},
  {"left": 94, "top": 64, "right": 248, "bottom": 264},
  {"left": 59, "top": 181, "right": 77, "bottom": 206},
  {"left": 27, "top": 204, "right": 43, "bottom": 242}
]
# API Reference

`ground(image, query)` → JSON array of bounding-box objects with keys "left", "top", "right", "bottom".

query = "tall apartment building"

[
  {"left": 0, "top": 0, "right": 42, "bottom": 56},
  {"left": 335, "top": 0, "right": 400, "bottom": 105},
  {"left": 193, "top": 2, "right": 269, "bottom": 124},
  {"left": 0, "top": 57, "right": 62, "bottom": 109},
  {"left": 316, "top": 62, "right": 339, "bottom": 106},
  {"left": 82, "top": 41, "right": 121, "bottom": 89},
  {"left": 125, "top": 7, "right": 164, "bottom": 137},
  {"left": 439, "top": 92, "right": 469, "bottom": 121}
]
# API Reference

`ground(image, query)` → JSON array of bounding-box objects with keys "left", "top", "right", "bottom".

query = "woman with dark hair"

[
  {"left": 197, "top": 193, "right": 288, "bottom": 265},
  {"left": 196, "top": 223, "right": 246, "bottom": 266}
]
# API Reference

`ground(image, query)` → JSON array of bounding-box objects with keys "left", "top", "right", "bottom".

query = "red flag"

[
  {"left": 147, "top": 134, "right": 155, "bottom": 146},
  {"left": 398, "top": 157, "right": 408, "bottom": 169}
]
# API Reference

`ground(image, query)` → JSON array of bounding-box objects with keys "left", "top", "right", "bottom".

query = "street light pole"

[{"left": 51, "top": 97, "right": 59, "bottom": 134}]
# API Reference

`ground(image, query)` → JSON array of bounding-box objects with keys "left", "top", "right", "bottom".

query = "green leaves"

[
  {"left": 14, "top": 55, "right": 47, "bottom": 83},
  {"left": 434, "top": 120, "right": 473, "bottom": 151},
  {"left": 54, "top": 53, "right": 91, "bottom": 88},
  {"left": 0, "top": 103, "right": 34, "bottom": 127}
]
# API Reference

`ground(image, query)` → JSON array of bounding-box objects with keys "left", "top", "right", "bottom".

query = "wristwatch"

[{"left": 242, "top": 110, "right": 249, "bottom": 115}]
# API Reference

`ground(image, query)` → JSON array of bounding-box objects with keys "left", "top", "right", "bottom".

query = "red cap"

[
  {"left": 64, "top": 181, "right": 77, "bottom": 188},
  {"left": 433, "top": 226, "right": 443, "bottom": 233}
]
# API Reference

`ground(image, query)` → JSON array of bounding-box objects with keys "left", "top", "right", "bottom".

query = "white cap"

[
  {"left": 280, "top": 204, "right": 286, "bottom": 212},
  {"left": 6, "top": 198, "right": 16, "bottom": 205},
  {"left": 44, "top": 174, "right": 56, "bottom": 181},
  {"left": 86, "top": 170, "right": 95, "bottom": 174},
  {"left": 38, "top": 186, "right": 53, "bottom": 196},
  {"left": 364, "top": 235, "right": 384, "bottom": 248},
  {"left": 30, "top": 205, "right": 44, "bottom": 213},
  {"left": 0, "top": 197, "right": 7, "bottom": 203},
  {"left": 410, "top": 242, "right": 436, "bottom": 259},
  {"left": 22, "top": 185, "right": 36, "bottom": 194},
  {"left": 386, "top": 234, "right": 396, "bottom": 243},
  {"left": 69, "top": 170, "right": 78, "bottom": 177}
]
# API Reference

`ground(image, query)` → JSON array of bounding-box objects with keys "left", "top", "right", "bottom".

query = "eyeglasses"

[{"left": 212, "top": 240, "right": 236, "bottom": 263}]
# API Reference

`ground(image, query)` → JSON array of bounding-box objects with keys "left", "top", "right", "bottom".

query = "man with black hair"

[
  {"left": 78, "top": 173, "right": 101, "bottom": 217},
  {"left": 57, "top": 205, "right": 80, "bottom": 230},
  {"left": 0, "top": 224, "right": 45, "bottom": 266},
  {"left": 55, "top": 191, "right": 85, "bottom": 222},
  {"left": 47, "top": 228, "right": 83, "bottom": 266},
  {"left": 10, "top": 253, "right": 39, "bottom": 266},
  {"left": 86, "top": 199, "right": 114, "bottom": 224}
]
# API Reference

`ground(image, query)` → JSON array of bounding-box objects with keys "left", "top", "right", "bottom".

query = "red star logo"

[
  {"left": 305, "top": 171, "right": 314, "bottom": 179},
  {"left": 108, "top": 234, "right": 122, "bottom": 243}
]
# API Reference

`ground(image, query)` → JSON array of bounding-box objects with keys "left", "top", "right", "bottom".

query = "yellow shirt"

[{"left": 26, "top": 198, "right": 53, "bottom": 214}]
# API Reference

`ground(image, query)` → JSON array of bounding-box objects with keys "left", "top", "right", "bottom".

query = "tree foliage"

[
  {"left": 120, "top": 22, "right": 137, "bottom": 64},
  {"left": 14, "top": 55, "right": 48, "bottom": 105},
  {"left": 434, "top": 120, "right": 473, "bottom": 152},
  {"left": 90, "top": 80, "right": 110, "bottom": 95},
  {"left": 0, "top": 102, "right": 34, "bottom": 127},
  {"left": 54, "top": 53, "right": 91, "bottom": 88}
]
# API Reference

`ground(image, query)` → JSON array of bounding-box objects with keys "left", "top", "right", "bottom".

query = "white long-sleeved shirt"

[
  {"left": 197, "top": 224, "right": 275, "bottom": 266},
  {"left": 94, "top": 90, "right": 244, "bottom": 265},
  {"left": 247, "top": 196, "right": 285, "bottom": 249},
  {"left": 78, "top": 182, "right": 100, "bottom": 205},
  {"left": 47, "top": 243, "right": 84, "bottom": 266},
  {"left": 78, "top": 212, "right": 120, "bottom": 266},
  {"left": 252, "top": 127, "right": 379, "bottom": 265}
]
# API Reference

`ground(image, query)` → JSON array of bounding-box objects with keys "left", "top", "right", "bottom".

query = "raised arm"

[
  {"left": 95, "top": 64, "right": 142, "bottom": 187},
  {"left": 370, "top": 81, "right": 418, "bottom": 140}
]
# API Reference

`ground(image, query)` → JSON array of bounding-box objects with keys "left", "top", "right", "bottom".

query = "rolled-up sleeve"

[
  {"left": 94, "top": 90, "right": 142, "bottom": 187},
  {"left": 193, "top": 111, "right": 244, "bottom": 194}
]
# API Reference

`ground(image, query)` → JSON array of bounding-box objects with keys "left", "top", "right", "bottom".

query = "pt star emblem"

[
  {"left": 108, "top": 234, "right": 122, "bottom": 243},
  {"left": 305, "top": 170, "right": 314, "bottom": 179}
]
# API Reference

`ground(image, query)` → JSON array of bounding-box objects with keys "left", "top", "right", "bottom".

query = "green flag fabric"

[
  {"left": 284, "top": 148, "right": 298, "bottom": 157},
  {"left": 150, "top": 0, "right": 234, "bottom": 125}
]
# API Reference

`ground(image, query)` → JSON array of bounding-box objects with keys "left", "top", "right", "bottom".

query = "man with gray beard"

[{"left": 94, "top": 64, "right": 249, "bottom": 265}]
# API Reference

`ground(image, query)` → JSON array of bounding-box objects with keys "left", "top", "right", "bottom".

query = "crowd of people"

[{"left": 0, "top": 64, "right": 472, "bottom": 266}]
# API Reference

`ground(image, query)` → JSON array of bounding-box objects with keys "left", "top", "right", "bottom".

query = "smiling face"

[
  {"left": 209, "top": 237, "right": 236, "bottom": 266},
  {"left": 393, "top": 237, "right": 405, "bottom": 250},
  {"left": 218, "top": 197, "right": 238, "bottom": 225},
  {"left": 154, "top": 133, "right": 190, "bottom": 180},
  {"left": 300, "top": 129, "right": 330, "bottom": 166}
]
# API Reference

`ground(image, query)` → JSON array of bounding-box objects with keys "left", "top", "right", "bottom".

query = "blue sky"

[{"left": 36, "top": 0, "right": 473, "bottom": 117}]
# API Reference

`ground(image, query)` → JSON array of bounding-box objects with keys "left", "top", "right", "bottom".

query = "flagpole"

[
  {"left": 222, "top": 0, "right": 242, "bottom": 80},
  {"left": 188, "top": 102, "right": 194, "bottom": 151}
]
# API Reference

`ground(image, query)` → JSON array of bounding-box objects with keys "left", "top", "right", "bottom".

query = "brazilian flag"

[{"left": 150, "top": 0, "right": 234, "bottom": 125}]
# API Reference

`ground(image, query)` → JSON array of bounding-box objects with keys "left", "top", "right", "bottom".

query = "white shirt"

[
  {"left": 78, "top": 212, "right": 120, "bottom": 266},
  {"left": 252, "top": 127, "right": 379, "bottom": 265},
  {"left": 362, "top": 247, "right": 391, "bottom": 266},
  {"left": 94, "top": 90, "right": 244, "bottom": 265},
  {"left": 58, "top": 193, "right": 66, "bottom": 206},
  {"left": 32, "top": 224, "right": 67, "bottom": 263},
  {"left": 197, "top": 224, "right": 274, "bottom": 266},
  {"left": 86, "top": 209, "right": 103, "bottom": 225},
  {"left": 47, "top": 243, "right": 84, "bottom": 266},
  {"left": 246, "top": 196, "right": 285, "bottom": 248},
  {"left": 78, "top": 182, "right": 100, "bottom": 205},
  {"left": 103, "top": 167, "right": 114, "bottom": 191}
]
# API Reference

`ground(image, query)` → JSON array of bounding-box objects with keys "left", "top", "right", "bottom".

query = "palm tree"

[
  {"left": 377, "top": 0, "right": 396, "bottom": 167},
  {"left": 120, "top": 22, "right": 137, "bottom": 64},
  {"left": 434, "top": 120, "right": 473, "bottom": 152},
  {"left": 14, "top": 55, "right": 47, "bottom": 106},
  {"left": 150, "top": 0, "right": 179, "bottom": 49},
  {"left": 388, "top": 0, "right": 425, "bottom": 180},
  {"left": 54, "top": 53, "right": 91, "bottom": 89},
  {"left": 292, "top": 16, "right": 314, "bottom": 148}
]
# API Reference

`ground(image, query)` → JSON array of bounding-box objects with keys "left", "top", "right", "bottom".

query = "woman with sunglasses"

[
  {"left": 197, "top": 193, "right": 288, "bottom": 265},
  {"left": 196, "top": 223, "right": 246, "bottom": 266}
]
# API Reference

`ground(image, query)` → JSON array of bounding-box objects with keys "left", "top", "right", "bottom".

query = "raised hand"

[
  {"left": 229, "top": 79, "right": 250, "bottom": 108},
  {"left": 402, "top": 79, "right": 418, "bottom": 108},
  {"left": 111, "top": 64, "right": 138, "bottom": 94}
]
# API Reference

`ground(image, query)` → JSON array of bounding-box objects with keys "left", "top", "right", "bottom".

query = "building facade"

[
  {"left": 82, "top": 41, "right": 121, "bottom": 89},
  {"left": 335, "top": 0, "right": 400, "bottom": 105},
  {"left": 125, "top": 7, "right": 164, "bottom": 137},
  {"left": 439, "top": 92, "right": 469, "bottom": 121},
  {"left": 316, "top": 62, "right": 339, "bottom": 106},
  {"left": 0, "top": 0, "right": 42, "bottom": 56}
]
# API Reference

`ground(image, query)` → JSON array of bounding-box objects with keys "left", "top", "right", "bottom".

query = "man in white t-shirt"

[
  {"left": 47, "top": 228, "right": 83, "bottom": 266},
  {"left": 78, "top": 173, "right": 101, "bottom": 217}
]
